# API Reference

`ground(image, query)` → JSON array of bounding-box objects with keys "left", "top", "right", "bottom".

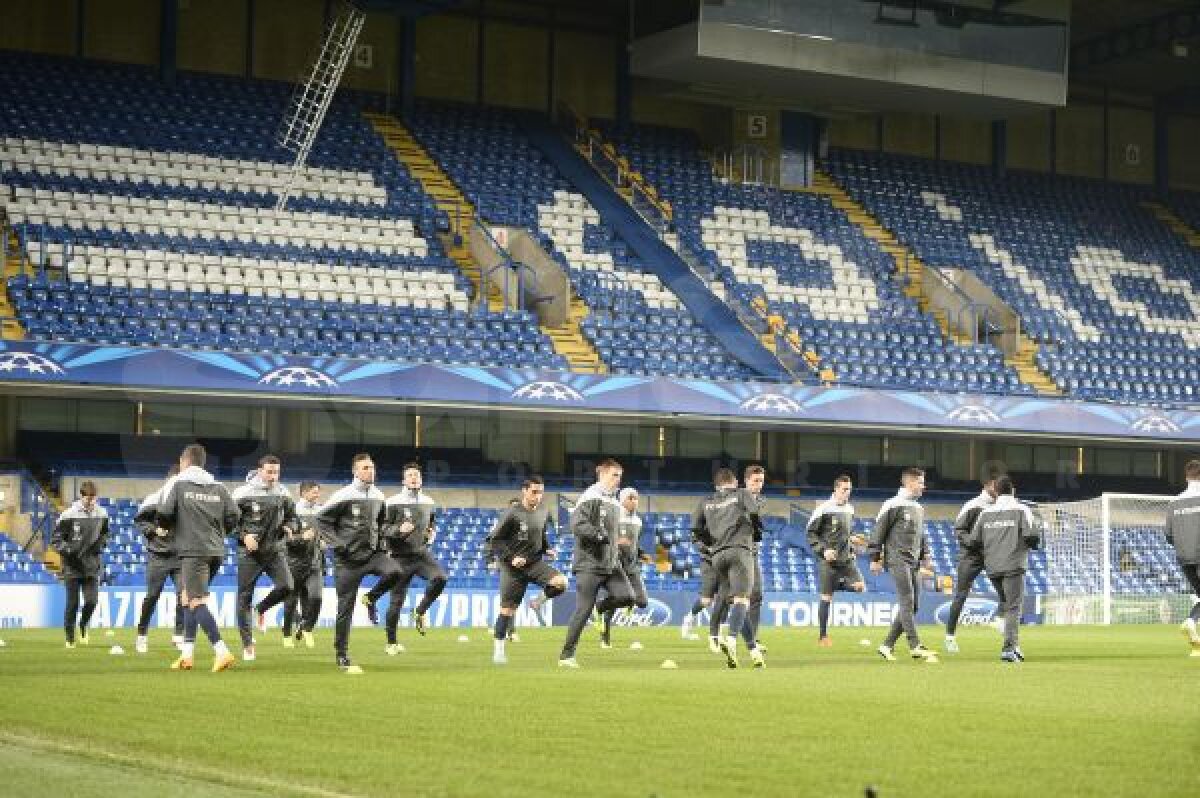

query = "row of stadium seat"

[
  {"left": 407, "top": 101, "right": 758, "bottom": 381},
  {"left": 0, "top": 53, "right": 570, "bottom": 373},
  {"left": 10, "top": 497, "right": 1185, "bottom": 598},
  {"left": 599, "top": 122, "right": 1031, "bottom": 395},
  {"left": 825, "top": 148, "right": 1200, "bottom": 405}
]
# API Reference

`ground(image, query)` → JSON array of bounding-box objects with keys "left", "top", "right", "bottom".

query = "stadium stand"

[
  {"left": 0, "top": 533, "right": 56, "bottom": 584},
  {"left": 825, "top": 147, "right": 1200, "bottom": 405},
  {"left": 0, "top": 52, "right": 566, "bottom": 370},
  {"left": 405, "top": 100, "right": 761, "bottom": 380},
  {"left": 599, "top": 122, "right": 1035, "bottom": 395}
]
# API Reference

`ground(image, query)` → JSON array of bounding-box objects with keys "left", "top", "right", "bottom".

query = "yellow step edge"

[{"left": 818, "top": 167, "right": 1061, "bottom": 396}]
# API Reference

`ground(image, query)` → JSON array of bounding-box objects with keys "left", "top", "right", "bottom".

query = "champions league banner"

[
  {"left": 550, "top": 590, "right": 1041, "bottom": 628},
  {"left": 0, "top": 340, "right": 1195, "bottom": 440},
  {"left": 0, "top": 586, "right": 1040, "bottom": 630},
  {"left": 0, "top": 586, "right": 545, "bottom": 631}
]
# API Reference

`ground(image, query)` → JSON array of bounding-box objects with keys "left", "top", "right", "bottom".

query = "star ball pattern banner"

[{"left": 2, "top": 341, "right": 1198, "bottom": 441}]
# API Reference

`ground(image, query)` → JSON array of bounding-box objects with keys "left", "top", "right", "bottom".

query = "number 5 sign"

[{"left": 747, "top": 114, "right": 768, "bottom": 139}]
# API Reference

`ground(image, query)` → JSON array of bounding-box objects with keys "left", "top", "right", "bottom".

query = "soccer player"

[
  {"left": 557, "top": 458, "right": 635, "bottom": 668},
  {"left": 155, "top": 443, "right": 240, "bottom": 672},
  {"left": 964, "top": 476, "right": 1040, "bottom": 663},
  {"left": 231, "top": 455, "right": 298, "bottom": 662},
  {"left": 361, "top": 463, "right": 448, "bottom": 655},
  {"left": 487, "top": 475, "right": 567, "bottom": 664},
  {"left": 315, "top": 453, "right": 404, "bottom": 673},
  {"left": 133, "top": 466, "right": 185, "bottom": 654},
  {"left": 599, "top": 487, "right": 650, "bottom": 649},
  {"left": 1165, "top": 459, "right": 1200, "bottom": 657},
  {"left": 706, "top": 465, "right": 769, "bottom": 663},
  {"left": 870, "top": 467, "right": 938, "bottom": 663},
  {"left": 281, "top": 480, "right": 323, "bottom": 649},
  {"left": 50, "top": 481, "right": 109, "bottom": 649},
  {"left": 944, "top": 470, "right": 1002, "bottom": 653},
  {"left": 692, "top": 467, "right": 765, "bottom": 669},
  {"left": 680, "top": 539, "right": 717, "bottom": 644},
  {"left": 806, "top": 474, "right": 866, "bottom": 647}
]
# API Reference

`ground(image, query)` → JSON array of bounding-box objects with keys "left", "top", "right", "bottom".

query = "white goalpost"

[{"left": 1037, "top": 493, "right": 1196, "bottom": 625}]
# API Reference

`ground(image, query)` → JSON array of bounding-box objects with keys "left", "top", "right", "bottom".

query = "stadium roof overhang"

[{"left": 629, "top": 21, "right": 1066, "bottom": 117}]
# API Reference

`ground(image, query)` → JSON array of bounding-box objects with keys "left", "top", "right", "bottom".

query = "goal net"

[{"left": 1037, "top": 493, "right": 1196, "bottom": 624}]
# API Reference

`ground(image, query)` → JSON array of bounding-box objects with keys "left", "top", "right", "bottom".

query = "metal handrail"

[
  {"left": 713, "top": 146, "right": 779, "bottom": 188},
  {"left": 558, "top": 102, "right": 674, "bottom": 235}
]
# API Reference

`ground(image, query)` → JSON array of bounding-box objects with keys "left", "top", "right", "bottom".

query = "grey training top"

[
  {"left": 1165, "top": 482, "right": 1200, "bottom": 566},
  {"left": 869, "top": 490, "right": 927, "bottom": 568},
  {"left": 806, "top": 498, "right": 857, "bottom": 564},
  {"left": 965, "top": 494, "right": 1041, "bottom": 577},
  {"left": 691, "top": 487, "right": 764, "bottom": 555}
]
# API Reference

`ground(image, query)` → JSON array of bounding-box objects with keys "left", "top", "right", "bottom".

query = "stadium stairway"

[
  {"left": 2, "top": 229, "right": 26, "bottom": 340},
  {"left": 1143, "top": 201, "right": 1200, "bottom": 250},
  {"left": 541, "top": 293, "right": 606, "bottom": 374},
  {"left": 581, "top": 121, "right": 828, "bottom": 383},
  {"left": 519, "top": 117, "right": 791, "bottom": 382},
  {"left": 813, "top": 171, "right": 1062, "bottom": 396},
  {"left": 366, "top": 111, "right": 605, "bottom": 374},
  {"left": 363, "top": 112, "right": 504, "bottom": 313}
]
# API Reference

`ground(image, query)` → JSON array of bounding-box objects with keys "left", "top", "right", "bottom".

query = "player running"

[
  {"left": 231, "top": 456, "right": 299, "bottom": 662},
  {"left": 133, "top": 466, "right": 185, "bottom": 653},
  {"left": 691, "top": 467, "right": 765, "bottom": 669},
  {"left": 964, "top": 476, "right": 1041, "bottom": 663},
  {"left": 599, "top": 487, "right": 650, "bottom": 649},
  {"left": 486, "top": 475, "right": 567, "bottom": 664},
  {"left": 870, "top": 467, "right": 939, "bottom": 664},
  {"left": 51, "top": 481, "right": 109, "bottom": 649},
  {"left": 281, "top": 480, "right": 324, "bottom": 649},
  {"left": 944, "top": 470, "right": 1002, "bottom": 653},
  {"left": 557, "top": 459, "right": 635, "bottom": 668},
  {"left": 1165, "top": 459, "right": 1200, "bottom": 657},
  {"left": 316, "top": 453, "right": 404, "bottom": 674},
  {"left": 155, "top": 444, "right": 240, "bottom": 673},
  {"left": 362, "top": 463, "right": 449, "bottom": 655},
  {"left": 806, "top": 474, "right": 867, "bottom": 647}
]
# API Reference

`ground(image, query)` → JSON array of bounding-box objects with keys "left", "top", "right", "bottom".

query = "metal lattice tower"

[{"left": 274, "top": 0, "right": 366, "bottom": 212}]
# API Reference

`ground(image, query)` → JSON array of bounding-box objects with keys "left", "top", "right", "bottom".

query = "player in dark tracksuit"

[
  {"left": 870, "top": 467, "right": 938, "bottom": 663},
  {"left": 964, "top": 476, "right": 1041, "bottom": 662},
  {"left": 155, "top": 443, "right": 240, "bottom": 672},
  {"left": 807, "top": 475, "right": 866, "bottom": 646},
  {"left": 231, "top": 456, "right": 298, "bottom": 661},
  {"left": 705, "top": 465, "right": 769, "bottom": 662},
  {"left": 558, "top": 458, "right": 635, "bottom": 668},
  {"left": 50, "top": 481, "right": 109, "bottom": 648},
  {"left": 943, "top": 473, "right": 1001, "bottom": 653},
  {"left": 315, "top": 453, "right": 404, "bottom": 673},
  {"left": 599, "top": 487, "right": 650, "bottom": 648},
  {"left": 691, "top": 466, "right": 766, "bottom": 669},
  {"left": 1165, "top": 459, "right": 1200, "bottom": 656},
  {"left": 487, "top": 475, "right": 567, "bottom": 664},
  {"left": 281, "top": 481, "right": 324, "bottom": 648},
  {"left": 133, "top": 467, "right": 185, "bottom": 653},
  {"left": 362, "top": 463, "right": 449, "bottom": 652},
  {"left": 681, "top": 535, "right": 718, "bottom": 644}
]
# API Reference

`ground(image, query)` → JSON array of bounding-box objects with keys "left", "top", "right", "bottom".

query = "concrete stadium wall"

[
  {"left": 828, "top": 100, "right": 1188, "bottom": 189},
  {"left": 177, "top": 0, "right": 246, "bottom": 78},
  {"left": 1168, "top": 115, "right": 1200, "bottom": 191},
  {"left": 0, "top": 6, "right": 1196, "bottom": 187},
  {"left": 0, "top": 0, "right": 78, "bottom": 56},
  {"left": 84, "top": 0, "right": 159, "bottom": 66}
]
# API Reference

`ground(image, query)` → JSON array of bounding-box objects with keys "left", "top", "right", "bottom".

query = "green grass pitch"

[{"left": 0, "top": 624, "right": 1196, "bottom": 797}]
